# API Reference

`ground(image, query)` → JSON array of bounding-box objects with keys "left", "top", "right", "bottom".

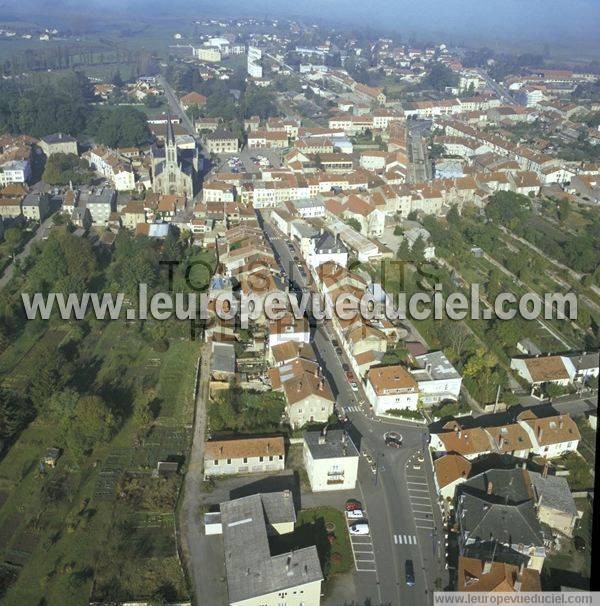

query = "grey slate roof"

[
  {"left": 461, "top": 468, "right": 533, "bottom": 504},
  {"left": 460, "top": 492, "right": 544, "bottom": 547},
  {"left": 313, "top": 231, "right": 347, "bottom": 254},
  {"left": 211, "top": 342, "right": 236, "bottom": 374},
  {"left": 41, "top": 133, "right": 76, "bottom": 144},
  {"left": 304, "top": 429, "right": 359, "bottom": 460},
  {"left": 220, "top": 492, "right": 322, "bottom": 603},
  {"left": 528, "top": 471, "right": 578, "bottom": 516}
]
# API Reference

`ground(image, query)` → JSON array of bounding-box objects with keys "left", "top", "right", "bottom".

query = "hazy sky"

[{"left": 7, "top": 0, "right": 600, "bottom": 55}]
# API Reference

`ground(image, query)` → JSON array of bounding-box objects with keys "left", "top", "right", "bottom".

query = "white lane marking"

[
  {"left": 394, "top": 535, "right": 398, "bottom": 544},
  {"left": 416, "top": 524, "right": 434, "bottom": 529},
  {"left": 407, "top": 481, "right": 428, "bottom": 486}
]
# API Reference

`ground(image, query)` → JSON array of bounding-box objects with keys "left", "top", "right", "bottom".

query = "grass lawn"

[{"left": 270, "top": 506, "right": 353, "bottom": 581}]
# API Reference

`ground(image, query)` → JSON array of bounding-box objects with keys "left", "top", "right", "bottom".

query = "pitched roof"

[
  {"left": 518, "top": 412, "right": 580, "bottom": 446},
  {"left": 457, "top": 556, "right": 541, "bottom": 592},
  {"left": 435, "top": 427, "right": 493, "bottom": 457},
  {"left": 434, "top": 454, "right": 472, "bottom": 489},
  {"left": 366, "top": 365, "right": 418, "bottom": 395},
  {"left": 204, "top": 436, "right": 285, "bottom": 460},
  {"left": 524, "top": 356, "right": 570, "bottom": 382}
]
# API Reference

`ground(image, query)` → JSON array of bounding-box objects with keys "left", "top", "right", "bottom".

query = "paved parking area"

[
  {"left": 349, "top": 531, "right": 377, "bottom": 572},
  {"left": 404, "top": 449, "right": 439, "bottom": 559}
]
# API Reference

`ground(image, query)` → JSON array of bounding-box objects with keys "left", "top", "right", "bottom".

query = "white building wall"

[{"left": 303, "top": 449, "right": 358, "bottom": 492}]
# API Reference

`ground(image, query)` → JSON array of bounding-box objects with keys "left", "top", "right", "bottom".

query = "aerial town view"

[{"left": 0, "top": 1, "right": 598, "bottom": 605}]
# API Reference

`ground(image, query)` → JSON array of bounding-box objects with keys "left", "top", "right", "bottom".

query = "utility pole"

[{"left": 493, "top": 384, "right": 501, "bottom": 414}]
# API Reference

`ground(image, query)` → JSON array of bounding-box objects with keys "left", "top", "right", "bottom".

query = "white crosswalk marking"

[{"left": 394, "top": 534, "right": 417, "bottom": 545}]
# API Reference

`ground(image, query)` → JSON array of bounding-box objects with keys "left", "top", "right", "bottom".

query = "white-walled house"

[
  {"left": 510, "top": 355, "right": 576, "bottom": 391},
  {"left": 303, "top": 429, "right": 359, "bottom": 491},
  {"left": 306, "top": 231, "right": 348, "bottom": 269},
  {"left": 204, "top": 436, "right": 285, "bottom": 478},
  {"left": 365, "top": 365, "right": 419, "bottom": 415},
  {"left": 433, "top": 454, "right": 472, "bottom": 504},
  {"left": 517, "top": 411, "right": 580, "bottom": 459},
  {"left": 412, "top": 351, "right": 462, "bottom": 404}
]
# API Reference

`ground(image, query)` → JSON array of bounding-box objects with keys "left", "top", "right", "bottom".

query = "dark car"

[
  {"left": 405, "top": 559, "right": 415, "bottom": 586},
  {"left": 335, "top": 347, "right": 343, "bottom": 355},
  {"left": 574, "top": 536, "right": 586, "bottom": 552},
  {"left": 342, "top": 363, "right": 350, "bottom": 371}
]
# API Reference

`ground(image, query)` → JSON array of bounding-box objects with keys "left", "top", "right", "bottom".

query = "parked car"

[
  {"left": 349, "top": 523, "right": 369, "bottom": 535},
  {"left": 346, "top": 509, "right": 364, "bottom": 519},
  {"left": 345, "top": 370, "right": 358, "bottom": 391},
  {"left": 335, "top": 347, "right": 343, "bottom": 355},
  {"left": 405, "top": 559, "right": 415, "bottom": 586},
  {"left": 345, "top": 499, "right": 362, "bottom": 511}
]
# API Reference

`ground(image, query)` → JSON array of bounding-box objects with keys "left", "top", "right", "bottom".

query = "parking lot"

[
  {"left": 404, "top": 450, "right": 438, "bottom": 556},
  {"left": 211, "top": 146, "right": 285, "bottom": 174},
  {"left": 345, "top": 499, "right": 377, "bottom": 573}
]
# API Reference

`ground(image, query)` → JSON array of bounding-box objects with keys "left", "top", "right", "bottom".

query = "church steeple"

[{"left": 166, "top": 114, "right": 176, "bottom": 147}]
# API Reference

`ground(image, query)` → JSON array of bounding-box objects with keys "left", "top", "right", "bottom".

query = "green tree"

[
  {"left": 64, "top": 395, "right": 117, "bottom": 459},
  {"left": 43, "top": 153, "right": 93, "bottom": 186},
  {"left": 4, "top": 227, "right": 22, "bottom": 255},
  {"left": 345, "top": 218, "right": 362, "bottom": 233},
  {"left": 86, "top": 106, "right": 151, "bottom": 148}
]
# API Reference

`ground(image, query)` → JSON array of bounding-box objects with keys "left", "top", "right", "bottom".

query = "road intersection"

[{"left": 261, "top": 213, "right": 448, "bottom": 606}]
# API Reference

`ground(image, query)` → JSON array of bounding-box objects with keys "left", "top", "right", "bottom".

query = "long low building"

[{"left": 204, "top": 436, "right": 285, "bottom": 478}]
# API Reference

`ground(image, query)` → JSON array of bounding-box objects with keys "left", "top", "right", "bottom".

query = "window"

[
  {"left": 279, "top": 454, "right": 283, "bottom": 460},
  {"left": 227, "top": 458, "right": 231, "bottom": 464},
  {"left": 269, "top": 456, "right": 273, "bottom": 461},
  {"left": 243, "top": 457, "right": 248, "bottom": 463},
  {"left": 259, "top": 456, "right": 264, "bottom": 462},
  {"left": 214, "top": 460, "right": 219, "bottom": 465}
]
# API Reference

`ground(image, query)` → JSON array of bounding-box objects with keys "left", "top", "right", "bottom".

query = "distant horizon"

[{"left": 2, "top": 0, "right": 600, "bottom": 60}]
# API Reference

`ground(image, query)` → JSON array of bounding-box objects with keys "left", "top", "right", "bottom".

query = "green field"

[{"left": 0, "top": 317, "right": 200, "bottom": 604}]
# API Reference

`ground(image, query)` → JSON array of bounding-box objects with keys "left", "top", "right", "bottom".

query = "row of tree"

[{"left": 0, "top": 71, "right": 151, "bottom": 147}]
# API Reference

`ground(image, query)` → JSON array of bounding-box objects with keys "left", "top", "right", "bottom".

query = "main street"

[
  {"left": 261, "top": 214, "right": 447, "bottom": 606},
  {"left": 158, "top": 75, "right": 199, "bottom": 140},
  {"left": 407, "top": 121, "right": 432, "bottom": 184}
]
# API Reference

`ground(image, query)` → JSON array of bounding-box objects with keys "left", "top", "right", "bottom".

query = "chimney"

[
  {"left": 482, "top": 561, "right": 493, "bottom": 575},
  {"left": 537, "top": 426, "right": 543, "bottom": 441},
  {"left": 559, "top": 415, "right": 564, "bottom": 429},
  {"left": 487, "top": 480, "right": 493, "bottom": 495},
  {"left": 542, "top": 462, "right": 548, "bottom": 479},
  {"left": 286, "top": 555, "right": 292, "bottom": 571}
]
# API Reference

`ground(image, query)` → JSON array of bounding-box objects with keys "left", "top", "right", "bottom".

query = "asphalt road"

[
  {"left": 261, "top": 214, "right": 447, "bottom": 606},
  {"left": 407, "top": 121, "right": 432, "bottom": 184},
  {"left": 158, "top": 75, "right": 199, "bottom": 140},
  {"left": 177, "top": 345, "right": 229, "bottom": 606}
]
